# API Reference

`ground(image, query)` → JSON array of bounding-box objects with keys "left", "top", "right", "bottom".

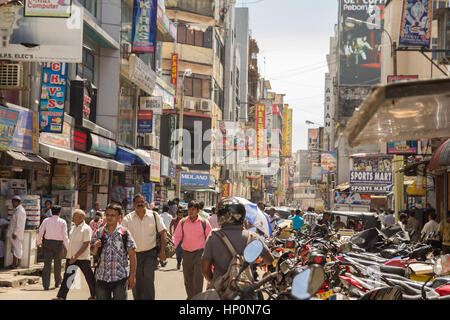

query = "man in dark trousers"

[{"left": 37, "top": 205, "right": 69, "bottom": 290}]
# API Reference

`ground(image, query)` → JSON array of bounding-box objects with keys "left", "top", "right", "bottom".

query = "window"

[
  {"left": 214, "top": 34, "right": 225, "bottom": 65},
  {"left": 77, "top": 47, "right": 95, "bottom": 84},
  {"left": 183, "top": 75, "right": 211, "bottom": 99},
  {"left": 82, "top": 0, "right": 97, "bottom": 17},
  {"left": 177, "top": 23, "right": 212, "bottom": 48}
]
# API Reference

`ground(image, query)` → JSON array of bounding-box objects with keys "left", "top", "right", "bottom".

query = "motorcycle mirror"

[
  {"left": 243, "top": 239, "right": 264, "bottom": 264},
  {"left": 291, "top": 265, "right": 326, "bottom": 300},
  {"left": 434, "top": 254, "right": 450, "bottom": 276},
  {"left": 360, "top": 286, "right": 403, "bottom": 300}
]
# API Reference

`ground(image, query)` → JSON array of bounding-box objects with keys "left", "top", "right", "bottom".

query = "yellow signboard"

[{"left": 282, "top": 108, "right": 293, "bottom": 157}]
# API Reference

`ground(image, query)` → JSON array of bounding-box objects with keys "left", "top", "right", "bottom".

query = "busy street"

[{"left": 0, "top": 0, "right": 449, "bottom": 303}]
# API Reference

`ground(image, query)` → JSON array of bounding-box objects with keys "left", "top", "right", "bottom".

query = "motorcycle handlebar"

[{"left": 235, "top": 272, "right": 280, "bottom": 300}]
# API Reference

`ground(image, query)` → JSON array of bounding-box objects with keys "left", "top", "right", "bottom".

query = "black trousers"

[
  {"left": 42, "top": 240, "right": 64, "bottom": 290},
  {"left": 56, "top": 259, "right": 96, "bottom": 299}
]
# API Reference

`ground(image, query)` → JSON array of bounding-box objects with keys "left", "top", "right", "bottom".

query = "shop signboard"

[
  {"left": 222, "top": 183, "right": 230, "bottom": 198},
  {"left": 137, "top": 110, "right": 153, "bottom": 133},
  {"left": 282, "top": 108, "right": 292, "bottom": 157},
  {"left": 321, "top": 151, "right": 337, "bottom": 174},
  {"left": 140, "top": 96, "right": 162, "bottom": 115},
  {"left": 160, "top": 155, "right": 169, "bottom": 177},
  {"left": 0, "top": 3, "right": 82, "bottom": 62},
  {"left": 39, "top": 62, "right": 67, "bottom": 133},
  {"left": 0, "top": 106, "right": 20, "bottom": 151},
  {"left": 338, "top": 0, "right": 386, "bottom": 85},
  {"left": 129, "top": 54, "right": 156, "bottom": 95},
  {"left": 387, "top": 75, "right": 419, "bottom": 83},
  {"left": 180, "top": 172, "right": 210, "bottom": 187},
  {"left": 73, "top": 128, "right": 88, "bottom": 152},
  {"left": 24, "top": 0, "right": 72, "bottom": 17},
  {"left": 8, "top": 104, "right": 38, "bottom": 153},
  {"left": 399, "top": 0, "right": 433, "bottom": 48},
  {"left": 387, "top": 140, "right": 418, "bottom": 154},
  {"left": 39, "top": 120, "right": 71, "bottom": 149},
  {"left": 89, "top": 133, "right": 117, "bottom": 158},
  {"left": 149, "top": 151, "right": 160, "bottom": 183},
  {"left": 350, "top": 156, "right": 393, "bottom": 193},
  {"left": 131, "top": 0, "right": 157, "bottom": 53},
  {"left": 256, "top": 104, "right": 266, "bottom": 158},
  {"left": 334, "top": 192, "right": 371, "bottom": 205}
]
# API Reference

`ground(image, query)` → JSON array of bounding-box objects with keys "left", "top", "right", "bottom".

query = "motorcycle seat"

[{"left": 379, "top": 265, "right": 406, "bottom": 277}]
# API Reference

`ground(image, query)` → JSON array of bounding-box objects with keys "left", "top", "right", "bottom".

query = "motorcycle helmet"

[{"left": 217, "top": 198, "right": 246, "bottom": 226}]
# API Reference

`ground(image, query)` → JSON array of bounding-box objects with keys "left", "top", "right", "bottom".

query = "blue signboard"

[
  {"left": 180, "top": 173, "right": 211, "bottom": 187},
  {"left": 39, "top": 62, "right": 67, "bottom": 133},
  {"left": 398, "top": 0, "right": 433, "bottom": 48},
  {"left": 132, "top": 0, "right": 157, "bottom": 53},
  {"left": 0, "top": 106, "right": 20, "bottom": 151},
  {"left": 137, "top": 110, "right": 153, "bottom": 133},
  {"left": 9, "top": 106, "right": 37, "bottom": 153}
]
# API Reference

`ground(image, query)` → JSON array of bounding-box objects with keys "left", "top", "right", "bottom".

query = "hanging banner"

[
  {"left": 398, "top": 0, "right": 433, "bottom": 48},
  {"left": 222, "top": 183, "right": 231, "bottom": 198},
  {"left": 171, "top": 53, "right": 178, "bottom": 103},
  {"left": 24, "top": 0, "right": 72, "bottom": 17},
  {"left": 282, "top": 108, "right": 292, "bottom": 157},
  {"left": 321, "top": 151, "right": 337, "bottom": 174},
  {"left": 149, "top": 151, "right": 160, "bottom": 183},
  {"left": 131, "top": 0, "right": 157, "bottom": 53},
  {"left": 0, "top": 106, "right": 20, "bottom": 151},
  {"left": 39, "top": 62, "right": 67, "bottom": 133},
  {"left": 256, "top": 104, "right": 266, "bottom": 158},
  {"left": 137, "top": 110, "right": 153, "bottom": 133}
]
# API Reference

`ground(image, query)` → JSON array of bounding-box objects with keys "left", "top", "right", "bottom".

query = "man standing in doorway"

[
  {"left": 173, "top": 200, "right": 212, "bottom": 300},
  {"left": 7, "top": 196, "right": 27, "bottom": 269},
  {"left": 37, "top": 205, "right": 70, "bottom": 290},
  {"left": 122, "top": 194, "right": 167, "bottom": 300}
]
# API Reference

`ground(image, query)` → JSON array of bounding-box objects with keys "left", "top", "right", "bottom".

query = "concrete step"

[{"left": 0, "top": 275, "right": 41, "bottom": 288}]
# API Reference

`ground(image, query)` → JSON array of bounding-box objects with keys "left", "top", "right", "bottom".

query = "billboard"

[
  {"left": 338, "top": 0, "right": 386, "bottom": 86},
  {"left": 399, "top": 0, "right": 433, "bottom": 48},
  {"left": 350, "top": 156, "right": 393, "bottom": 193},
  {"left": 282, "top": 108, "right": 293, "bottom": 157},
  {"left": 307, "top": 128, "right": 320, "bottom": 163},
  {"left": 24, "top": 0, "right": 72, "bottom": 18},
  {"left": 387, "top": 140, "right": 418, "bottom": 154},
  {"left": 0, "top": 3, "right": 82, "bottom": 63},
  {"left": 39, "top": 62, "right": 67, "bottom": 133},
  {"left": 132, "top": 0, "right": 157, "bottom": 53}
]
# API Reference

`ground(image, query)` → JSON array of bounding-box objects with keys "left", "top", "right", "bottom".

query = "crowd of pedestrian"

[{"left": 3, "top": 195, "right": 449, "bottom": 300}]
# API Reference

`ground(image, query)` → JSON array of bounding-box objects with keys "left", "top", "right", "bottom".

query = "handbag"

[{"left": 153, "top": 211, "right": 176, "bottom": 258}]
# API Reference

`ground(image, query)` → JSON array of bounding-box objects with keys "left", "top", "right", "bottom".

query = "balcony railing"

[{"left": 165, "top": 0, "right": 215, "bottom": 17}]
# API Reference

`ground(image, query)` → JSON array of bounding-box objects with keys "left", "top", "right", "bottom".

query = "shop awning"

[
  {"left": 181, "top": 186, "right": 219, "bottom": 193},
  {"left": 134, "top": 149, "right": 152, "bottom": 166},
  {"left": 39, "top": 143, "right": 110, "bottom": 170},
  {"left": 3, "top": 150, "right": 50, "bottom": 171},
  {"left": 344, "top": 78, "right": 450, "bottom": 147},
  {"left": 108, "top": 159, "right": 125, "bottom": 172},
  {"left": 115, "top": 146, "right": 136, "bottom": 166},
  {"left": 429, "top": 138, "right": 450, "bottom": 171}
]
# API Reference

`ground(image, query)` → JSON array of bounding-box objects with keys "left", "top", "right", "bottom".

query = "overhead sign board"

[{"left": 24, "top": 0, "right": 72, "bottom": 18}]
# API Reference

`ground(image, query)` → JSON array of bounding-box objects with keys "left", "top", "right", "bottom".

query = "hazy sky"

[{"left": 238, "top": 0, "right": 339, "bottom": 152}]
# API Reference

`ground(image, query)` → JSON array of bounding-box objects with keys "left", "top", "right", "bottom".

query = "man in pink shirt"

[{"left": 173, "top": 200, "right": 212, "bottom": 299}]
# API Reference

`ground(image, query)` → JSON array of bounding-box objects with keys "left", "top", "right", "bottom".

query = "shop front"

[
  {"left": 0, "top": 103, "right": 49, "bottom": 268},
  {"left": 180, "top": 172, "right": 218, "bottom": 206}
]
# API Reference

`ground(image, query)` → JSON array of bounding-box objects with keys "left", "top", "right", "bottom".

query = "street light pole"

[{"left": 175, "top": 69, "right": 192, "bottom": 200}]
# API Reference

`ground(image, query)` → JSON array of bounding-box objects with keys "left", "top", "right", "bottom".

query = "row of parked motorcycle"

[{"left": 194, "top": 220, "right": 450, "bottom": 300}]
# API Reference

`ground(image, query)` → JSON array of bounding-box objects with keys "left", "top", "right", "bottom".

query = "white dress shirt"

[
  {"left": 122, "top": 209, "right": 166, "bottom": 252},
  {"left": 7, "top": 205, "right": 27, "bottom": 241},
  {"left": 421, "top": 220, "right": 439, "bottom": 240},
  {"left": 37, "top": 215, "right": 69, "bottom": 250},
  {"left": 160, "top": 212, "right": 173, "bottom": 230},
  {"left": 384, "top": 214, "right": 395, "bottom": 228},
  {"left": 67, "top": 222, "right": 92, "bottom": 260}
]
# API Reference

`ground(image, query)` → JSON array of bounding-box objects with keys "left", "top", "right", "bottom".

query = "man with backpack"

[
  {"left": 173, "top": 200, "right": 212, "bottom": 300},
  {"left": 122, "top": 194, "right": 167, "bottom": 300},
  {"left": 201, "top": 198, "right": 274, "bottom": 300},
  {"left": 91, "top": 203, "right": 137, "bottom": 300}
]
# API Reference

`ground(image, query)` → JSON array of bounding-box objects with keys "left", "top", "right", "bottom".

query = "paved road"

[{"left": 0, "top": 258, "right": 197, "bottom": 300}]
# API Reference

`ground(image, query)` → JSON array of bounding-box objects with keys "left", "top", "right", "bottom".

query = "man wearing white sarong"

[{"left": 7, "top": 195, "right": 27, "bottom": 268}]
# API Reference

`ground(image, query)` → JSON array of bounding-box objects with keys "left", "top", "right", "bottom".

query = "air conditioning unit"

[
  {"left": 200, "top": 99, "right": 212, "bottom": 112},
  {"left": 184, "top": 99, "right": 195, "bottom": 110},
  {"left": 0, "top": 63, "right": 23, "bottom": 89},
  {"left": 143, "top": 133, "right": 155, "bottom": 148}
]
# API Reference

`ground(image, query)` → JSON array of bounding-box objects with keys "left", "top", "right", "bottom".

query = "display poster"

[
  {"left": 39, "top": 62, "right": 67, "bottom": 133},
  {"left": 399, "top": 0, "right": 433, "bottom": 48},
  {"left": 131, "top": 0, "right": 157, "bottom": 53},
  {"left": 9, "top": 104, "right": 38, "bottom": 153},
  {"left": 321, "top": 151, "right": 337, "bottom": 174},
  {"left": 339, "top": 0, "right": 386, "bottom": 85},
  {"left": 0, "top": 106, "right": 20, "bottom": 151}
]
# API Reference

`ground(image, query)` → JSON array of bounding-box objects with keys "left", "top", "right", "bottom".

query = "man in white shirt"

[
  {"left": 37, "top": 205, "right": 69, "bottom": 290},
  {"left": 421, "top": 211, "right": 439, "bottom": 241},
  {"left": 160, "top": 205, "right": 173, "bottom": 230},
  {"left": 303, "top": 207, "right": 318, "bottom": 227},
  {"left": 7, "top": 195, "right": 27, "bottom": 269},
  {"left": 384, "top": 210, "right": 395, "bottom": 228},
  {"left": 122, "top": 194, "right": 167, "bottom": 300},
  {"left": 54, "top": 209, "right": 96, "bottom": 300},
  {"left": 378, "top": 209, "right": 386, "bottom": 228}
]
